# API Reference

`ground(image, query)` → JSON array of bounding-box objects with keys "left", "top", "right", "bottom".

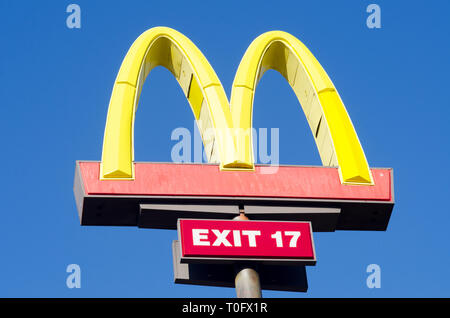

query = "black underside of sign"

[
  {"left": 172, "top": 240, "right": 308, "bottom": 292},
  {"left": 76, "top": 194, "right": 393, "bottom": 232}
]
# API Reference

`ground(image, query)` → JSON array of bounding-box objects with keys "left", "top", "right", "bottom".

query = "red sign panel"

[
  {"left": 178, "top": 219, "right": 315, "bottom": 262},
  {"left": 79, "top": 162, "right": 393, "bottom": 202}
]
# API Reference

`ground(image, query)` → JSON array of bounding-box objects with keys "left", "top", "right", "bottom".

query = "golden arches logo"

[{"left": 101, "top": 27, "right": 373, "bottom": 185}]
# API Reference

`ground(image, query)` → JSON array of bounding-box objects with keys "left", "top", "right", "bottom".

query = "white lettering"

[
  {"left": 192, "top": 229, "right": 210, "bottom": 246},
  {"left": 242, "top": 230, "right": 261, "bottom": 247},
  {"left": 212, "top": 229, "right": 232, "bottom": 247},
  {"left": 233, "top": 230, "right": 242, "bottom": 247}
]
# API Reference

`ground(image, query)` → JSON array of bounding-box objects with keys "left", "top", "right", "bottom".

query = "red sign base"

[{"left": 74, "top": 161, "right": 394, "bottom": 232}]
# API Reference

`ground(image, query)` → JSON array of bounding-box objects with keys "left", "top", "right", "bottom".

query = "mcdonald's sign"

[{"left": 73, "top": 27, "right": 394, "bottom": 233}]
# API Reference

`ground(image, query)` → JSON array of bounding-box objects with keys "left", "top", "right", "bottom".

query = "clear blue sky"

[{"left": 0, "top": 0, "right": 449, "bottom": 297}]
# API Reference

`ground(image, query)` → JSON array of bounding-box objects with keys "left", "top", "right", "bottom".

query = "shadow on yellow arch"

[{"left": 100, "top": 27, "right": 373, "bottom": 185}]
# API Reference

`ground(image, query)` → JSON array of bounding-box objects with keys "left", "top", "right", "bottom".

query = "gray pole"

[{"left": 233, "top": 212, "right": 262, "bottom": 298}]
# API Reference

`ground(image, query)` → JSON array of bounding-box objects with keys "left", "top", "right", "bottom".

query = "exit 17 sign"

[{"left": 177, "top": 219, "right": 316, "bottom": 265}]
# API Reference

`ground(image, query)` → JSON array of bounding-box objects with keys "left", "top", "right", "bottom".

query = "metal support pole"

[{"left": 233, "top": 212, "right": 262, "bottom": 298}]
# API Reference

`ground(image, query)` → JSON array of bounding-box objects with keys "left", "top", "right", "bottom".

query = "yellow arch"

[
  {"left": 100, "top": 27, "right": 240, "bottom": 179},
  {"left": 230, "top": 31, "right": 373, "bottom": 184},
  {"left": 101, "top": 27, "right": 373, "bottom": 185}
]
